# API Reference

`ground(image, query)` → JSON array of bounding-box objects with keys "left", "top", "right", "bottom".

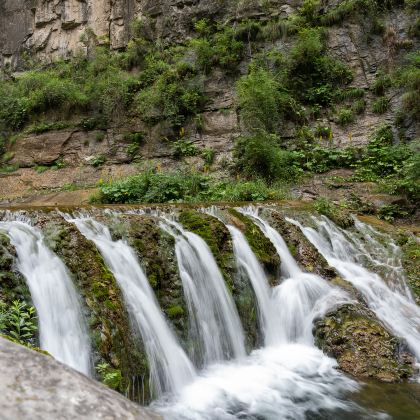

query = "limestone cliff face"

[
  {"left": 0, "top": 0, "right": 243, "bottom": 68},
  {"left": 1, "top": 0, "right": 136, "bottom": 68}
]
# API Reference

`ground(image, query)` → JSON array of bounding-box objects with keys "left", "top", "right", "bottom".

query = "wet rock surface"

[
  {"left": 0, "top": 337, "right": 160, "bottom": 420},
  {"left": 314, "top": 303, "right": 415, "bottom": 383}
]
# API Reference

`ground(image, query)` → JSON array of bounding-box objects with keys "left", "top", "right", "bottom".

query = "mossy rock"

[
  {"left": 315, "top": 304, "right": 415, "bottom": 382},
  {"left": 0, "top": 233, "right": 32, "bottom": 306},
  {"left": 179, "top": 210, "right": 234, "bottom": 288},
  {"left": 38, "top": 217, "right": 150, "bottom": 402},
  {"left": 228, "top": 208, "right": 280, "bottom": 286},
  {"left": 398, "top": 234, "right": 420, "bottom": 304},
  {"left": 114, "top": 216, "right": 188, "bottom": 338},
  {"left": 266, "top": 209, "right": 337, "bottom": 279},
  {"left": 179, "top": 210, "right": 261, "bottom": 350}
]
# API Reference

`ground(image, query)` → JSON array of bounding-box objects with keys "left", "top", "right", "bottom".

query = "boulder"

[{"left": 0, "top": 337, "right": 160, "bottom": 419}]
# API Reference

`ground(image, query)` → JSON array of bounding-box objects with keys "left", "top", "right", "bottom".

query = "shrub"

[
  {"left": 394, "top": 52, "right": 420, "bottom": 121},
  {"left": 233, "top": 132, "right": 302, "bottom": 183},
  {"left": 337, "top": 108, "right": 355, "bottom": 125},
  {"left": 236, "top": 67, "right": 281, "bottom": 132},
  {"left": 94, "top": 169, "right": 290, "bottom": 204},
  {"left": 236, "top": 64, "right": 303, "bottom": 132},
  {"left": 135, "top": 69, "right": 204, "bottom": 126},
  {"left": 352, "top": 98, "right": 366, "bottom": 114},
  {"left": 371, "top": 72, "right": 392, "bottom": 96},
  {"left": 354, "top": 125, "right": 410, "bottom": 181},
  {"left": 96, "top": 170, "right": 210, "bottom": 204},
  {"left": 201, "top": 148, "right": 216, "bottom": 166},
  {"left": 172, "top": 139, "right": 198, "bottom": 158},
  {"left": 289, "top": 28, "right": 352, "bottom": 105},
  {"left": 372, "top": 97, "right": 389, "bottom": 114}
]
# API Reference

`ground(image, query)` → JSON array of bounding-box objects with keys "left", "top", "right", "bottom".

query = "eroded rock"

[
  {"left": 0, "top": 337, "right": 160, "bottom": 419},
  {"left": 314, "top": 303, "right": 415, "bottom": 382}
]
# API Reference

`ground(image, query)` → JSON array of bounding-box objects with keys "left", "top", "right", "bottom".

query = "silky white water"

[
  {"left": 69, "top": 216, "right": 196, "bottom": 396},
  {"left": 289, "top": 215, "right": 420, "bottom": 362},
  {"left": 227, "top": 224, "right": 281, "bottom": 345},
  {"left": 0, "top": 219, "right": 91, "bottom": 375},
  {"left": 160, "top": 218, "right": 246, "bottom": 365},
  {"left": 154, "top": 212, "right": 369, "bottom": 419},
  {"left": 239, "top": 207, "right": 349, "bottom": 344}
]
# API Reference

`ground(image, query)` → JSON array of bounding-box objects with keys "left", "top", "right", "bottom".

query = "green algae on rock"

[
  {"left": 398, "top": 234, "right": 420, "bottom": 304},
  {"left": 228, "top": 208, "right": 280, "bottom": 285},
  {"left": 178, "top": 210, "right": 261, "bottom": 349},
  {"left": 0, "top": 233, "right": 32, "bottom": 305},
  {"left": 314, "top": 304, "right": 415, "bottom": 382},
  {"left": 39, "top": 218, "right": 150, "bottom": 400},
  {"left": 113, "top": 215, "right": 189, "bottom": 344}
]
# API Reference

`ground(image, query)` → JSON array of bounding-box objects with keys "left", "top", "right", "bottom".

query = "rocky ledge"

[{"left": 0, "top": 337, "right": 160, "bottom": 420}]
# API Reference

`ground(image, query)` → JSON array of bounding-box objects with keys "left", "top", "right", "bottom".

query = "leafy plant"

[
  {"left": 90, "top": 155, "right": 106, "bottom": 167},
  {"left": 378, "top": 204, "right": 409, "bottom": 222},
  {"left": 0, "top": 300, "right": 38, "bottom": 345},
  {"left": 172, "top": 139, "right": 199, "bottom": 158},
  {"left": 337, "top": 108, "right": 355, "bottom": 125},
  {"left": 234, "top": 131, "right": 302, "bottom": 183},
  {"left": 201, "top": 148, "right": 216, "bottom": 166},
  {"left": 96, "top": 362, "right": 123, "bottom": 391}
]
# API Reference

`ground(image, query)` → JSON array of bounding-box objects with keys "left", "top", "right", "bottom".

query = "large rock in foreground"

[{"left": 0, "top": 337, "right": 160, "bottom": 420}]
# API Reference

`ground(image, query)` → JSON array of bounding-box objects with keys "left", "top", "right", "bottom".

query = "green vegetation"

[
  {"left": 0, "top": 300, "right": 37, "bottom": 347},
  {"left": 94, "top": 168, "right": 290, "bottom": 204},
  {"left": 313, "top": 197, "right": 353, "bottom": 228},
  {"left": 337, "top": 108, "right": 355, "bottom": 125},
  {"left": 96, "top": 362, "right": 123, "bottom": 391},
  {"left": 0, "top": 1, "right": 417, "bottom": 210},
  {"left": 398, "top": 233, "right": 420, "bottom": 303},
  {"left": 233, "top": 132, "right": 302, "bottom": 183}
]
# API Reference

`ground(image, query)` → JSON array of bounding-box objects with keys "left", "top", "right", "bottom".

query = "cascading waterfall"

[
  {"left": 289, "top": 215, "right": 420, "bottom": 363},
  {"left": 67, "top": 216, "right": 196, "bottom": 397},
  {"left": 226, "top": 223, "right": 281, "bottom": 345},
  {"left": 154, "top": 211, "right": 367, "bottom": 419},
  {"left": 0, "top": 218, "right": 91, "bottom": 375},
  {"left": 159, "top": 217, "right": 246, "bottom": 365},
  {"left": 239, "top": 207, "right": 348, "bottom": 344}
]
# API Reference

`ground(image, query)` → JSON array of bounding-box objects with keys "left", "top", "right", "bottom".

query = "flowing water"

[
  {"left": 288, "top": 215, "right": 420, "bottom": 363},
  {"left": 239, "top": 207, "right": 348, "bottom": 344},
  {"left": 0, "top": 218, "right": 91, "bottom": 375},
  {"left": 68, "top": 216, "right": 196, "bottom": 397},
  {"left": 153, "top": 209, "right": 371, "bottom": 419},
  {"left": 226, "top": 223, "right": 281, "bottom": 345},
  {"left": 159, "top": 218, "right": 246, "bottom": 365},
  {"left": 2, "top": 208, "right": 419, "bottom": 418}
]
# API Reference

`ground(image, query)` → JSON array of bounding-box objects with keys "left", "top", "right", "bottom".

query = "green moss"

[
  {"left": 0, "top": 233, "right": 33, "bottom": 306},
  {"left": 179, "top": 209, "right": 261, "bottom": 350},
  {"left": 116, "top": 216, "right": 188, "bottom": 344},
  {"left": 40, "top": 218, "right": 150, "bottom": 402},
  {"left": 398, "top": 234, "right": 420, "bottom": 304},
  {"left": 315, "top": 304, "right": 414, "bottom": 382},
  {"left": 179, "top": 211, "right": 234, "bottom": 285},
  {"left": 166, "top": 305, "right": 185, "bottom": 319},
  {"left": 228, "top": 209, "right": 280, "bottom": 282}
]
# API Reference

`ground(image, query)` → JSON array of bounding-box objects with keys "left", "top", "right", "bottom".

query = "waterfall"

[
  {"left": 239, "top": 207, "right": 348, "bottom": 344},
  {"left": 0, "top": 219, "right": 91, "bottom": 375},
  {"left": 226, "top": 224, "right": 281, "bottom": 345},
  {"left": 289, "top": 215, "right": 420, "bottom": 362},
  {"left": 68, "top": 216, "right": 196, "bottom": 396},
  {"left": 154, "top": 212, "right": 365, "bottom": 419},
  {"left": 159, "top": 218, "right": 246, "bottom": 365}
]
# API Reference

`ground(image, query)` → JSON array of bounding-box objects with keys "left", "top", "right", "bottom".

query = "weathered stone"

[
  {"left": 0, "top": 337, "right": 160, "bottom": 419},
  {"left": 314, "top": 303, "right": 415, "bottom": 382}
]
